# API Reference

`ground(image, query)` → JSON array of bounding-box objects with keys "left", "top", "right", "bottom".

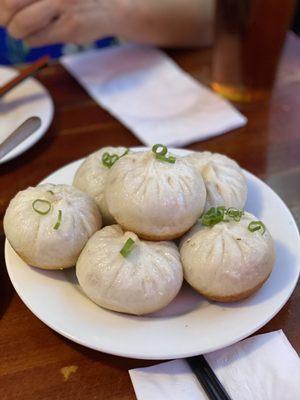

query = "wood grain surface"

[{"left": 0, "top": 33, "right": 299, "bottom": 400}]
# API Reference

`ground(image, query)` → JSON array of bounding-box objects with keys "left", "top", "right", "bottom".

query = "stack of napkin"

[
  {"left": 61, "top": 43, "right": 247, "bottom": 146},
  {"left": 129, "top": 331, "right": 300, "bottom": 400}
]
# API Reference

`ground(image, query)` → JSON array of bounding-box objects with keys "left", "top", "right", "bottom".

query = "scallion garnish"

[
  {"left": 53, "top": 210, "right": 62, "bottom": 230},
  {"left": 120, "top": 238, "right": 135, "bottom": 258},
  {"left": 201, "top": 206, "right": 226, "bottom": 226},
  {"left": 248, "top": 221, "right": 265, "bottom": 235},
  {"left": 225, "top": 207, "right": 244, "bottom": 222},
  {"left": 152, "top": 144, "right": 168, "bottom": 156},
  {"left": 201, "top": 208, "right": 265, "bottom": 234},
  {"left": 201, "top": 206, "right": 245, "bottom": 227},
  {"left": 121, "top": 148, "right": 129, "bottom": 157},
  {"left": 152, "top": 144, "right": 176, "bottom": 164},
  {"left": 102, "top": 148, "right": 129, "bottom": 168},
  {"left": 102, "top": 152, "right": 117, "bottom": 168},
  {"left": 32, "top": 199, "right": 51, "bottom": 215},
  {"left": 47, "top": 190, "right": 54, "bottom": 195},
  {"left": 155, "top": 154, "right": 176, "bottom": 163}
]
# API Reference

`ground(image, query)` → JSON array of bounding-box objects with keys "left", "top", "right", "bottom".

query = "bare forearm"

[
  {"left": 0, "top": 0, "right": 215, "bottom": 48},
  {"left": 116, "top": 0, "right": 215, "bottom": 47}
]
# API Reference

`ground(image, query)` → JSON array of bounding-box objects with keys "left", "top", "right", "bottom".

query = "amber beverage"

[{"left": 212, "top": 0, "right": 295, "bottom": 102}]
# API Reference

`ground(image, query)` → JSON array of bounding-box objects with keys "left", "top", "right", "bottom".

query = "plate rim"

[
  {"left": 0, "top": 66, "right": 55, "bottom": 164},
  {"left": 4, "top": 147, "right": 300, "bottom": 359}
]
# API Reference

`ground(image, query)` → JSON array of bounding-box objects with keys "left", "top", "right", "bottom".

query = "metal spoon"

[{"left": 0, "top": 117, "right": 42, "bottom": 160}]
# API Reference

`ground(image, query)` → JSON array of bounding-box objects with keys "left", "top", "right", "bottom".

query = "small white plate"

[
  {"left": 0, "top": 66, "right": 54, "bottom": 163},
  {"left": 5, "top": 148, "right": 300, "bottom": 359}
]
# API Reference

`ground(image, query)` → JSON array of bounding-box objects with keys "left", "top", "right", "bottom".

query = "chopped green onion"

[
  {"left": 110, "top": 154, "right": 119, "bottom": 164},
  {"left": 201, "top": 208, "right": 264, "bottom": 234},
  {"left": 102, "top": 152, "right": 114, "bottom": 168},
  {"left": 120, "top": 238, "right": 135, "bottom": 258},
  {"left": 225, "top": 207, "right": 244, "bottom": 222},
  {"left": 32, "top": 199, "right": 51, "bottom": 215},
  {"left": 53, "top": 210, "right": 62, "bottom": 230},
  {"left": 152, "top": 144, "right": 176, "bottom": 164},
  {"left": 155, "top": 154, "right": 176, "bottom": 164},
  {"left": 102, "top": 148, "right": 129, "bottom": 168},
  {"left": 201, "top": 207, "right": 247, "bottom": 227},
  {"left": 248, "top": 221, "right": 266, "bottom": 234},
  {"left": 152, "top": 144, "right": 168, "bottom": 156},
  {"left": 121, "top": 148, "right": 129, "bottom": 157},
  {"left": 47, "top": 190, "right": 54, "bottom": 195},
  {"left": 102, "top": 152, "right": 110, "bottom": 162},
  {"left": 201, "top": 206, "right": 226, "bottom": 226}
]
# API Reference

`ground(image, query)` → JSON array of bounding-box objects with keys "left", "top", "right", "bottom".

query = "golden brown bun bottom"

[{"left": 187, "top": 272, "right": 272, "bottom": 303}]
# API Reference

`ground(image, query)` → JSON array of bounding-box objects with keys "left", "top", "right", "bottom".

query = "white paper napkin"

[
  {"left": 129, "top": 330, "right": 300, "bottom": 400},
  {"left": 61, "top": 43, "right": 247, "bottom": 146}
]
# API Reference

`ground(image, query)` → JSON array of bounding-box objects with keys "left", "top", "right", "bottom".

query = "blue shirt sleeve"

[{"left": 0, "top": 28, "right": 116, "bottom": 65}]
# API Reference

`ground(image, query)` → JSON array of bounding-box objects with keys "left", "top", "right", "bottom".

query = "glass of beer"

[{"left": 212, "top": 0, "right": 296, "bottom": 102}]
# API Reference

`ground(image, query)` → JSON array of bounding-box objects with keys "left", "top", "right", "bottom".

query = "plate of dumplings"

[{"left": 4, "top": 146, "right": 300, "bottom": 359}]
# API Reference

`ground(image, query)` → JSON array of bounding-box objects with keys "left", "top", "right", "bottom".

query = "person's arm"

[
  {"left": 0, "top": 0, "right": 215, "bottom": 48},
  {"left": 118, "top": 0, "right": 215, "bottom": 47}
]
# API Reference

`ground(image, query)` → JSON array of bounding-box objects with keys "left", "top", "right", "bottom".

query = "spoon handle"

[{"left": 0, "top": 117, "right": 42, "bottom": 160}]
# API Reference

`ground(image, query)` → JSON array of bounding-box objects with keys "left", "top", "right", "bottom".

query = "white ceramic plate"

[
  {"left": 5, "top": 148, "right": 300, "bottom": 360},
  {"left": 0, "top": 66, "right": 54, "bottom": 163}
]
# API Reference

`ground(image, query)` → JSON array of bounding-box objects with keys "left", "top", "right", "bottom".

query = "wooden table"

[{"left": 0, "top": 33, "right": 299, "bottom": 399}]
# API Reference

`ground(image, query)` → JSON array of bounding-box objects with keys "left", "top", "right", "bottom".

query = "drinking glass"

[{"left": 212, "top": 0, "right": 296, "bottom": 102}]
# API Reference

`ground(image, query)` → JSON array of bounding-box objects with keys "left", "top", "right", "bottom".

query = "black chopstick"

[{"left": 187, "top": 355, "right": 233, "bottom": 400}]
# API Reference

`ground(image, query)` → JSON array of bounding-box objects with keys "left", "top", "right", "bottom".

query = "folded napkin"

[
  {"left": 129, "top": 330, "right": 300, "bottom": 400},
  {"left": 61, "top": 43, "right": 247, "bottom": 146}
]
